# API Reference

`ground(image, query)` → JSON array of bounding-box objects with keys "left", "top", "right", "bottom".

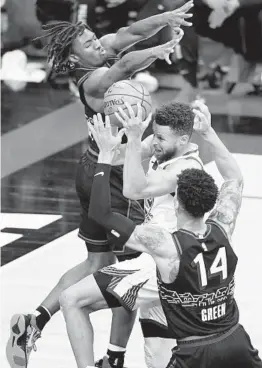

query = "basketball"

[{"left": 104, "top": 80, "right": 152, "bottom": 127}]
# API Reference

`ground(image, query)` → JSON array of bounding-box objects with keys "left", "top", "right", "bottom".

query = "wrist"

[
  {"left": 98, "top": 151, "right": 115, "bottom": 164},
  {"left": 199, "top": 127, "right": 216, "bottom": 140},
  {"left": 163, "top": 11, "right": 172, "bottom": 25},
  {"left": 127, "top": 133, "right": 143, "bottom": 143}
]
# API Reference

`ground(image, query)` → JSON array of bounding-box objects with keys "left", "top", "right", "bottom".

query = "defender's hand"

[
  {"left": 192, "top": 100, "right": 212, "bottom": 135},
  {"left": 167, "top": 0, "right": 194, "bottom": 29},
  {"left": 115, "top": 102, "right": 152, "bottom": 140},
  {"left": 154, "top": 29, "right": 184, "bottom": 64},
  {"left": 88, "top": 114, "right": 125, "bottom": 154}
]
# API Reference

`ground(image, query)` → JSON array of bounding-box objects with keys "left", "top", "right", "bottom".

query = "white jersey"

[{"left": 144, "top": 145, "right": 203, "bottom": 232}]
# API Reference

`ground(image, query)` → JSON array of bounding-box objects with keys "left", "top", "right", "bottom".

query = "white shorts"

[{"left": 96, "top": 253, "right": 168, "bottom": 328}]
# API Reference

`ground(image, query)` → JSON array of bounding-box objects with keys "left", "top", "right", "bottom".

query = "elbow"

[{"left": 123, "top": 188, "right": 141, "bottom": 200}]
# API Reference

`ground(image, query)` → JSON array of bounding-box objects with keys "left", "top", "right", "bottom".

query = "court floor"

[{"left": 1, "top": 79, "right": 262, "bottom": 367}]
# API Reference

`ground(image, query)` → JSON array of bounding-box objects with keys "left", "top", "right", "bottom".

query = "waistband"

[{"left": 177, "top": 323, "right": 239, "bottom": 348}]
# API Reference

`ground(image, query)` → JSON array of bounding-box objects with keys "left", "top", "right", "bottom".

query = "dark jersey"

[
  {"left": 73, "top": 58, "right": 144, "bottom": 256},
  {"left": 157, "top": 220, "right": 239, "bottom": 339},
  {"left": 72, "top": 56, "right": 121, "bottom": 156}
]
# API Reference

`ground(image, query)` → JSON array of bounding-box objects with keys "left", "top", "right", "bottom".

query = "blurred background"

[{"left": 1, "top": 1, "right": 262, "bottom": 367}]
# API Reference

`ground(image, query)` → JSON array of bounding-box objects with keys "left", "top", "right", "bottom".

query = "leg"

[
  {"left": 41, "top": 251, "right": 115, "bottom": 316},
  {"left": 110, "top": 308, "right": 137, "bottom": 348},
  {"left": 59, "top": 272, "right": 121, "bottom": 368},
  {"left": 140, "top": 303, "right": 176, "bottom": 368}
]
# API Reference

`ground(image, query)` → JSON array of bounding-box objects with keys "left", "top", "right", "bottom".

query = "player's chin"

[{"left": 153, "top": 150, "right": 163, "bottom": 159}]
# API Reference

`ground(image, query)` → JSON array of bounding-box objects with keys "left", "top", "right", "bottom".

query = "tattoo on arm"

[
  {"left": 209, "top": 179, "right": 244, "bottom": 238},
  {"left": 133, "top": 225, "right": 167, "bottom": 255}
]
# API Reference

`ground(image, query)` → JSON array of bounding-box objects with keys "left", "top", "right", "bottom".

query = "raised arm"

[
  {"left": 115, "top": 103, "right": 201, "bottom": 200},
  {"left": 88, "top": 118, "right": 166, "bottom": 256},
  {"left": 192, "top": 101, "right": 244, "bottom": 239},
  {"left": 84, "top": 33, "right": 184, "bottom": 100},
  {"left": 100, "top": 1, "right": 193, "bottom": 54}
]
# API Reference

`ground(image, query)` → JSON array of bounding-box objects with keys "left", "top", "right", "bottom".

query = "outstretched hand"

[
  {"left": 88, "top": 114, "right": 125, "bottom": 155},
  {"left": 155, "top": 28, "right": 184, "bottom": 64},
  {"left": 192, "top": 100, "right": 212, "bottom": 135},
  {"left": 167, "top": 1, "right": 194, "bottom": 29},
  {"left": 115, "top": 102, "right": 152, "bottom": 140}
]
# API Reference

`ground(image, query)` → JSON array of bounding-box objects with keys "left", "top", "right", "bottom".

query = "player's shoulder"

[
  {"left": 135, "top": 223, "right": 172, "bottom": 247},
  {"left": 82, "top": 66, "right": 110, "bottom": 94}
]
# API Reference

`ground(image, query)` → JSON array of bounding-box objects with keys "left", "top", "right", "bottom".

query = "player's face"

[
  {"left": 152, "top": 122, "right": 181, "bottom": 163},
  {"left": 72, "top": 29, "right": 107, "bottom": 67}
]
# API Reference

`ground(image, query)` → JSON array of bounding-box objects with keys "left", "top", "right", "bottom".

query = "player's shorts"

[
  {"left": 167, "top": 324, "right": 262, "bottom": 368},
  {"left": 75, "top": 148, "right": 144, "bottom": 258},
  {"left": 93, "top": 253, "right": 173, "bottom": 337}
]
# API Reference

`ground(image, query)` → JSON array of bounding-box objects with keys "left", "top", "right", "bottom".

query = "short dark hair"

[
  {"left": 155, "top": 102, "right": 194, "bottom": 137},
  {"left": 177, "top": 169, "right": 218, "bottom": 218}
]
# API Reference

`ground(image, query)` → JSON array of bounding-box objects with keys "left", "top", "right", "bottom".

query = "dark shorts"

[
  {"left": 75, "top": 149, "right": 144, "bottom": 258},
  {"left": 167, "top": 324, "right": 262, "bottom": 368}
]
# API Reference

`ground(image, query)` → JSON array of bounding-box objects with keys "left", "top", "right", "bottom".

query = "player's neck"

[{"left": 177, "top": 215, "right": 207, "bottom": 236}]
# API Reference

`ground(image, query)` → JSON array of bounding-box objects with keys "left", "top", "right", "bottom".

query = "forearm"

[
  {"left": 120, "top": 46, "right": 159, "bottom": 75},
  {"left": 123, "top": 138, "right": 147, "bottom": 199},
  {"left": 123, "top": 12, "right": 170, "bottom": 41},
  {"left": 201, "top": 128, "right": 242, "bottom": 181},
  {"left": 89, "top": 158, "right": 136, "bottom": 251}
]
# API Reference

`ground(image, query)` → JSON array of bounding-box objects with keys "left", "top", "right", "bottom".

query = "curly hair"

[
  {"left": 155, "top": 102, "right": 194, "bottom": 137},
  {"left": 177, "top": 169, "right": 218, "bottom": 218},
  {"left": 34, "top": 21, "right": 92, "bottom": 74}
]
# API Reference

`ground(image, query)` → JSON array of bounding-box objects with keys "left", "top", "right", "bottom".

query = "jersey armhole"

[
  {"left": 206, "top": 219, "right": 230, "bottom": 242},
  {"left": 171, "top": 233, "right": 183, "bottom": 257}
]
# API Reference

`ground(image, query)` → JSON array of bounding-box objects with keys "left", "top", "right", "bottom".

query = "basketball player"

[
  {"left": 59, "top": 101, "right": 204, "bottom": 368},
  {"left": 6, "top": 4, "right": 193, "bottom": 368},
  {"left": 63, "top": 100, "right": 262, "bottom": 367}
]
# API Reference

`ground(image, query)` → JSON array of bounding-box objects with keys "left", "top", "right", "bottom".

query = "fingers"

[
  {"left": 165, "top": 52, "right": 172, "bottom": 65},
  {"left": 192, "top": 108, "right": 206, "bottom": 123},
  {"left": 88, "top": 121, "right": 98, "bottom": 142},
  {"left": 144, "top": 112, "right": 152, "bottom": 128},
  {"left": 117, "top": 106, "right": 130, "bottom": 121},
  {"left": 124, "top": 102, "right": 135, "bottom": 119},
  {"left": 115, "top": 111, "right": 127, "bottom": 127},
  {"left": 192, "top": 100, "right": 210, "bottom": 116},
  {"left": 137, "top": 103, "right": 142, "bottom": 121},
  {"left": 177, "top": 0, "right": 194, "bottom": 13},
  {"left": 105, "top": 115, "right": 111, "bottom": 129}
]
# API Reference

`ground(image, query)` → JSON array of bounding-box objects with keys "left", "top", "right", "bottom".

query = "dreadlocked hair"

[{"left": 34, "top": 21, "right": 92, "bottom": 74}]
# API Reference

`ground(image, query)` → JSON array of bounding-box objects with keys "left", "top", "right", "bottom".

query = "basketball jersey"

[
  {"left": 144, "top": 146, "right": 203, "bottom": 232},
  {"left": 72, "top": 55, "right": 122, "bottom": 157},
  {"left": 157, "top": 220, "right": 239, "bottom": 339}
]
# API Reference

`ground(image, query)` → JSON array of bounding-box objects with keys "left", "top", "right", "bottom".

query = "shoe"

[
  {"left": 6, "top": 314, "right": 41, "bottom": 368},
  {"left": 95, "top": 356, "right": 125, "bottom": 368}
]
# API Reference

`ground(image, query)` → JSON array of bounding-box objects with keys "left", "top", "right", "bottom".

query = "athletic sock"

[
  {"left": 107, "top": 345, "right": 126, "bottom": 368},
  {"left": 34, "top": 305, "right": 52, "bottom": 331}
]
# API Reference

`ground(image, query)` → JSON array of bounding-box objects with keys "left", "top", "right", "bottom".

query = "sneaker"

[
  {"left": 6, "top": 314, "right": 41, "bottom": 368},
  {"left": 95, "top": 356, "right": 125, "bottom": 368}
]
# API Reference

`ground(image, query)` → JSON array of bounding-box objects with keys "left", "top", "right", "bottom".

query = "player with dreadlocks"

[{"left": 6, "top": 3, "right": 194, "bottom": 368}]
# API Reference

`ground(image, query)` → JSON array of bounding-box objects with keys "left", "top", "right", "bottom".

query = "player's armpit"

[{"left": 208, "top": 179, "right": 244, "bottom": 239}]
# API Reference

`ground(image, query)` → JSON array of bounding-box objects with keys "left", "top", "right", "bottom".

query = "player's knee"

[{"left": 59, "top": 287, "right": 79, "bottom": 311}]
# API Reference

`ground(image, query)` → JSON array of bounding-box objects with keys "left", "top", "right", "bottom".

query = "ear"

[
  {"left": 179, "top": 134, "right": 189, "bottom": 146},
  {"left": 69, "top": 54, "right": 79, "bottom": 63}
]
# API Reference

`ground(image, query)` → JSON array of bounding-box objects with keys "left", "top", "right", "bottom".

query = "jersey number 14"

[{"left": 192, "top": 247, "right": 228, "bottom": 288}]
